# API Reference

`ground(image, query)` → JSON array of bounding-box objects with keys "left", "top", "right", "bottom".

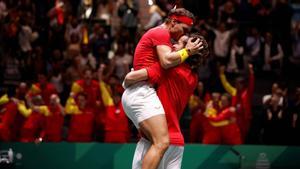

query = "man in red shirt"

[
  {"left": 124, "top": 34, "right": 209, "bottom": 168},
  {"left": 203, "top": 93, "right": 242, "bottom": 145},
  {"left": 69, "top": 68, "right": 102, "bottom": 110},
  {"left": 0, "top": 93, "right": 18, "bottom": 141},
  {"left": 41, "top": 94, "right": 64, "bottom": 142},
  {"left": 26, "top": 73, "right": 57, "bottom": 105},
  {"left": 67, "top": 92, "right": 95, "bottom": 142},
  {"left": 98, "top": 65, "right": 130, "bottom": 143},
  {"left": 219, "top": 64, "right": 255, "bottom": 141},
  {"left": 67, "top": 68, "right": 103, "bottom": 140},
  {"left": 122, "top": 8, "right": 203, "bottom": 169}
]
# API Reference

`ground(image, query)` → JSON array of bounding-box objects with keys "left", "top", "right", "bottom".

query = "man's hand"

[
  {"left": 123, "top": 69, "right": 148, "bottom": 89},
  {"left": 185, "top": 37, "right": 203, "bottom": 56},
  {"left": 123, "top": 71, "right": 136, "bottom": 88}
]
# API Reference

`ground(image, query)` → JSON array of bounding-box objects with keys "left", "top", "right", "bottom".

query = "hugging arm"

[{"left": 123, "top": 63, "right": 163, "bottom": 88}]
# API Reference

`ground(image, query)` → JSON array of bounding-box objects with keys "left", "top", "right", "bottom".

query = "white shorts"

[
  {"left": 121, "top": 81, "right": 165, "bottom": 129},
  {"left": 132, "top": 138, "right": 184, "bottom": 169}
]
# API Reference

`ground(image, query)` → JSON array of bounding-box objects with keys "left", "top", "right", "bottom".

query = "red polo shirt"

[
  {"left": 133, "top": 27, "right": 172, "bottom": 70},
  {"left": 147, "top": 63, "right": 198, "bottom": 145}
]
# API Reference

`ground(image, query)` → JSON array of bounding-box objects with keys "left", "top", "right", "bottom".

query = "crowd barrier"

[{"left": 1, "top": 142, "right": 300, "bottom": 169}]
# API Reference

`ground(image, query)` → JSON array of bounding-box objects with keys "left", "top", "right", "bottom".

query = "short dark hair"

[{"left": 165, "top": 8, "right": 195, "bottom": 23}]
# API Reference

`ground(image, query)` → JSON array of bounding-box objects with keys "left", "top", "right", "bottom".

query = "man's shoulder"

[{"left": 145, "top": 26, "right": 168, "bottom": 36}]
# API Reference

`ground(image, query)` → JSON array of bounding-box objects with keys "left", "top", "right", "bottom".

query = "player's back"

[{"left": 157, "top": 64, "right": 198, "bottom": 145}]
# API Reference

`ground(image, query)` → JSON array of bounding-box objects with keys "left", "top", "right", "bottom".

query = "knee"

[{"left": 153, "top": 137, "right": 170, "bottom": 153}]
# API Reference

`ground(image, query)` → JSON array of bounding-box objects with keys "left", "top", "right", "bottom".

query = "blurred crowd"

[{"left": 0, "top": 0, "right": 300, "bottom": 145}]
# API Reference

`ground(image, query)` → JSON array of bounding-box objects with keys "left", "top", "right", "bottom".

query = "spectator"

[
  {"left": 19, "top": 95, "right": 48, "bottom": 142},
  {"left": 205, "top": 21, "right": 237, "bottom": 65},
  {"left": 117, "top": 0, "right": 139, "bottom": 44},
  {"left": 18, "top": 16, "right": 39, "bottom": 61},
  {"left": 262, "top": 89, "right": 287, "bottom": 145},
  {"left": 41, "top": 94, "right": 64, "bottom": 142},
  {"left": 203, "top": 93, "right": 242, "bottom": 144},
  {"left": 68, "top": 68, "right": 101, "bottom": 110},
  {"left": 27, "top": 46, "right": 47, "bottom": 80},
  {"left": 219, "top": 64, "right": 255, "bottom": 141},
  {"left": 98, "top": 65, "right": 130, "bottom": 143},
  {"left": 48, "top": 49, "right": 64, "bottom": 97},
  {"left": 66, "top": 67, "right": 104, "bottom": 139},
  {"left": 110, "top": 42, "right": 132, "bottom": 81},
  {"left": 95, "top": 0, "right": 114, "bottom": 25},
  {"left": 65, "top": 33, "right": 81, "bottom": 60},
  {"left": 0, "top": 92, "right": 19, "bottom": 141},
  {"left": 262, "top": 32, "right": 284, "bottom": 76},
  {"left": 89, "top": 24, "right": 111, "bottom": 63},
  {"left": 26, "top": 73, "right": 58, "bottom": 105},
  {"left": 78, "top": 45, "right": 97, "bottom": 70},
  {"left": 218, "top": 0, "right": 238, "bottom": 28},
  {"left": 63, "top": 56, "right": 84, "bottom": 88},
  {"left": 201, "top": 92, "right": 220, "bottom": 143},
  {"left": 65, "top": 16, "right": 82, "bottom": 44},
  {"left": 262, "top": 82, "right": 284, "bottom": 106},
  {"left": 2, "top": 55, "right": 22, "bottom": 86},
  {"left": 189, "top": 81, "right": 211, "bottom": 143},
  {"left": 67, "top": 92, "right": 95, "bottom": 142},
  {"left": 48, "top": 0, "right": 65, "bottom": 27},
  {"left": 78, "top": 0, "right": 93, "bottom": 20},
  {"left": 227, "top": 36, "right": 244, "bottom": 73},
  {"left": 245, "top": 27, "right": 262, "bottom": 72},
  {"left": 144, "top": 5, "right": 166, "bottom": 30}
]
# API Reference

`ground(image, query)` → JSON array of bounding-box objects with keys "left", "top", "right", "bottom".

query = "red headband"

[{"left": 169, "top": 15, "right": 193, "bottom": 26}]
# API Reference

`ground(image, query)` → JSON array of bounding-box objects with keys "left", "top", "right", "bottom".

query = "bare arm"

[
  {"left": 123, "top": 69, "right": 148, "bottom": 88},
  {"left": 157, "top": 38, "right": 203, "bottom": 69}
]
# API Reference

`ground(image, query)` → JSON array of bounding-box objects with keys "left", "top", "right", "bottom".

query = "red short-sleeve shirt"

[{"left": 133, "top": 27, "right": 172, "bottom": 70}]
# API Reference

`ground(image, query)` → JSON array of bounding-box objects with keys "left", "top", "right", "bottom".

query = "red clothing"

[
  {"left": 220, "top": 71, "right": 255, "bottom": 141},
  {"left": 133, "top": 27, "right": 172, "bottom": 70},
  {"left": 103, "top": 103, "right": 130, "bottom": 143},
  {"left": 189, "top": 110, "right": 206, "bottom": 143},
  {"left": 202, "top": 123, "right": 242, "bottom": 145},
  {"left": 72, "top": 80, "right": 102, "bottom": 109},
  {"left": 0, "top": 101, "right": 18, "bottom": 141},
  {"left": 99, "top": 81, "right": 130, "bottom": 143},
  {"left": 55, "top": 0, "right": 64, "bottom": 25},
  {"left": 67, "top": 107, "right": 95, "bottom": 142},
  {"left": 189, "top": 93, "right": 211, "bottom": 143},
  {"left": 104, "top": 132, "right": 129, "bottom": 143},
  {"left": 71, "top": 80, "right": 104, "bottom": 141},
  {"left": 202, "top": 108, "right": 242, "bottom": 145},
  {"left": 147, "top": 63, "right": 198, "bottom": 146},
  {"left": 20, "top": 111, "right": 45, "bottom": 142},
  {"left": 232, "top": 73, "right": 255, "bottom": 140},
  {"left": 41, "top": 105, "right": 64, "bottom": 142},
  {"left": 103, "top": 100, "right": 129, "bottom": 132},
  {"left": 28, "top": 83, "right": 57, "bottom": 104}
]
